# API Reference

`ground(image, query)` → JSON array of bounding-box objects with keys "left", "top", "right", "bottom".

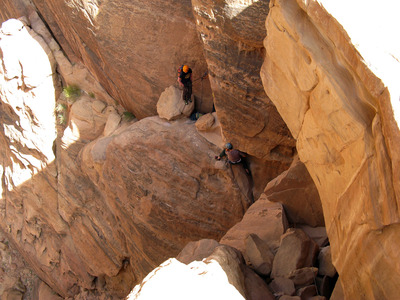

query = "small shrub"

[
  {"left": 57, "top": 114, "right": 66, "bottom": 125},
  {"left": 122, "top": 111, "right": 135, "bottom": 121},
  {"left": 88, "top": 92, "right": 95, "bottom": 98},
  {"left": 55, "top": 103, "right": 67, "bottom": 113},
  {"left": 63, "top": 85, "right": 81, "bottom": 100}
]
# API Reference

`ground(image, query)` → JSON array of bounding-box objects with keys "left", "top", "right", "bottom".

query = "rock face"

[
  {"left": 0, "top": 15, "right": 253, "bottom": 299},
  {"left": 1, "top": 0, "right": 400, "bottom": 299},
  {"left": 25, "top": 0, "right": 213, "bottom": 118},
  {"left": 265, "top": 155, "right": 324, "bottom": 227},
  {"left": 191, "top": 0, "right": 296, "bottom": 161},
  {"left": 78, "top": 116, "right": 252, "bottom": 278},
  {"left": 261, "top": 0, "right": 400, "bottom": 298}
]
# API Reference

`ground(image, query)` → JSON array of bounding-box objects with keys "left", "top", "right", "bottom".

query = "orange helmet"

[{"left": 183, "top": 65, "right": 189, "bottom": 73}]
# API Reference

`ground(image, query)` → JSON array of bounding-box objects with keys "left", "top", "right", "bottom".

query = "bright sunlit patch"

[
  {"left": 0, "top": 18, "right": 57, "bottom": 191},
  {"left": 224, "top": 0, "right": 261, "bottom": 19},
  {"left": 320, "top": 0, "right": 400, "bottom": 129}
]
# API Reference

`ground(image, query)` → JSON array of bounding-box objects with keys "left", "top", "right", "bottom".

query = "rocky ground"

[{"left": 0, "top": 229, "right": 37, "bottom": 299}]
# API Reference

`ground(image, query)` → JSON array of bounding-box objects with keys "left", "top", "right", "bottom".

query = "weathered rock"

[
  {"left": 220, "top": 195, "right": 289, "bottom": 255},
  {"left": 318, "top": 246, "right": 336, "bottom": 277},
  {"left": 271, "top": 228, "right": 319, "bottom": 278},
  {"left": 330, "top": 277, "right": 344, "bottom": 300},
  {"left": 297, "top": 226, "right": 328, "bottom": 248},
  {"left": 157, "top": 85, "right": 194, "bottom": 120},
  {"left": 195, "top": 112, "right": 224, "bottom": 149},
  {"left": 315, "top": 275, "right": 336, "bottom": 299},
  {"left": 28, "top": 0, "right": 213, "bottom": 118},
  {"left": 2, "top": 289, "right": 24, "bottom": 300},
  {"left": 243, "top": 266, "right": 275, "bottom": 300},
  {"left": 261, "top": 0, "right": 400, "bottom": 298},
  {"left": 177, "top": 239, "right": 220, "bottom": 265},
  {"left": 78, "top": 116, "right": 252, "bottom": 284},
  {"left": 269, "top": 277, "right": 295, "bottom": 297},
  {"left": 287, "top": 267, "right": 318, "bottom": 287},
  {"left": 103, "top": 111, "right": 122, "bottom": 137},
  {"left": 279, "top": 296, "right": 301, "bottom": 300},
  {"left": 296, "top": 285, "right": 317, "bottom": 299},
  {"left": 195, "top": 113, "right": 215, "bottom": 131},
  {"left": 265, "top": 156, "right": 324, "bottom": 227},
  {"left": 36, "top": 281, "right": 63, "bottom": 300},
  {"left": 191, "top": 0, "right": 296, "bottom": 162},
  {"left": 245, "top": 233, "right": 274, "bottom": 276},
  {"left": 68, "top": 96, "right": 109, "bottom": 141}
]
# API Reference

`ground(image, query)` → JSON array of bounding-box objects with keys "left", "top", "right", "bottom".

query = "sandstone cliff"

[
  {"left": 261, "top": 0, "right": 400, "bottom": 298},
  {"left": 0, "top": 0, "right": 399, "bottom": 299}
]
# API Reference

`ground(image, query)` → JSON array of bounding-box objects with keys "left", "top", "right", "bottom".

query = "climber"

[
  {"left": 215, "top": 143, "right": 250, "bottom": 174},
  {"left": 177, "top": 65, "right": 193, "bottom": 105}
]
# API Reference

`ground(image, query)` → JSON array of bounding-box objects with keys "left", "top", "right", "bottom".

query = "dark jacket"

[
  {"left": 219, "top": 149, "right": 245, "bottom": 164},
  {"left": 179, "top": 68, "right": 192, "bottom": 86}
]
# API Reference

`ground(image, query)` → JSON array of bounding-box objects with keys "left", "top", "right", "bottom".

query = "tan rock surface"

[
  {"left": 271, "top": 228, "right": 319, "bottom": 279},
  {"left": 28, "top": 0, "right": 213, "bottom": 118},
  {"left": 157, "top": 85, "right": 194, "bottom": 120},
  {"left": 0, "top": 15, "right": 252, "bottom": 298},
  {"left": 177, "top": 239, "right": 220, "bottom": 265},
  {"left": 77, "top": 116, "right": 252, "bottom": 284},
  {"left": 261, "top": 0, "right": 400, "bottom": 298},
  {"left": 265, "top": 156, "right": 324, "bottom": 227},
  {"left": 220, "top": 195, "right": 289, "bottom": 255}
]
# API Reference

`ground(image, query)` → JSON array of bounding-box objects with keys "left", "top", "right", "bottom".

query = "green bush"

[
  {"left": 55, "top": 103, "right": 67, "bottom": 113},
  {"left": 57, "top": 113, "right": 66, "bottom": 125},
  {"left": 122, "top": 111, "right": 135, "bottom": 121},
  {"left": 63, "top": 85, "right": 81, "bottom": 100}
]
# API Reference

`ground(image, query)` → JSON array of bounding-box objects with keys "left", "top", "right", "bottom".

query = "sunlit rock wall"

[{"left": 261, "top": 0, "right": 400, "bottom": 298}]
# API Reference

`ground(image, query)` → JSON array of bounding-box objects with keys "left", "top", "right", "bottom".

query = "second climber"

[{"left": 177, "top": 65, "right": 193, "bottom": 105}]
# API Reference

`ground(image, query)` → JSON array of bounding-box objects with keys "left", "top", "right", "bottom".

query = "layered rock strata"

[{"left": 191, "top": 0, "right": 296, "bottom": 162}]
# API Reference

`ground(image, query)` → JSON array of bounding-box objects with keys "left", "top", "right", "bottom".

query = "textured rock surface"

[
  {"left": 271, "top": 228, "right": 319, "bottom": 278},
  {"left": 157, "top": 85, "right": 194, "bottom": 120},
  {"left": 191, "top": 0, "right": 296, "bottom": 161},
  {"left": 265, "top": 155, "right": 324, "bottom": 227},
  {"left": 220, "top": 195, "right": 289, "bottom": 255},
  {"left": 261, "top": 0, "right": 400, "bottom": 298},
  {"left": 27, "top": 0, "right": 213, "bottom": 119},
  {"left": 78, "top": 116, "right": 252, "bottom": 279},
  {"left": 0, "top": 15, "right": 252, "bottom": 298},
  {"left": 1, "top": 0, "right": 400, "bottom": 299}
]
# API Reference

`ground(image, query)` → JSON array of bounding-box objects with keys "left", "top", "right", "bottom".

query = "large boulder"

[
  {"left": 265, "top": 156, "right": 324, "bottom": 227},
  {"left": 157, "top": 85, "right": 194, "bottom": 120},
  {"left": 78, "top": 116, "right": 253, "bottom": 286},
  {"left": 220, "top": 195, "right": 289, "bottom": 255},
  {"left": 271, "top": 228, "right": 319, "bottom": 279}
]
